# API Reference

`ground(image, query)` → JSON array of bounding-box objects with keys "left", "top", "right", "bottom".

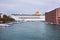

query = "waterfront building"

[
  {"left": 0, "top": 13, "right": 3, "bottom": 23},
  {"left": 0, "top": 13, "right": 4, "bottom": 18},
  {"left": 45, "top": 7, "right": 60, "bottom": 24},
  {"left": 11, "top": 14, "right": 45, "bottom": 21}
]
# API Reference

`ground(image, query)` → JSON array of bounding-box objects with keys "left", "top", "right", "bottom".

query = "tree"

[{"left": 0, "top": 14, "right": 15, "bottom": 23}]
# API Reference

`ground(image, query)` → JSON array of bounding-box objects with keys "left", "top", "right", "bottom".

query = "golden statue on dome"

[{"left": 35, "top": 11, "right": 40, "bottom": 16}]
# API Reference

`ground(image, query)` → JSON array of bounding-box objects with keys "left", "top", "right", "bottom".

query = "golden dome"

[{"left": 35, "top": 11, "right": 40, "bottom": 15}]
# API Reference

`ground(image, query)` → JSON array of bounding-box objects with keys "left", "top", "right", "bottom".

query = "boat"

[
  {"left": 0, "top": 24, "right": 10, "bottom": 27},
  {"left": 8, "top": 22, "right": 13, "bottom": 25}
]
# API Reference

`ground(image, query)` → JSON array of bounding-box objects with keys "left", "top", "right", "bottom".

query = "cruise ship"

[{"left": 10, "top": 14, "right": 45, "bottom": 22}]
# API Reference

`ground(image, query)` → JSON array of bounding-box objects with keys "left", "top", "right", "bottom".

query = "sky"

[{"left": 0, "top": 0, "right": 60, "bottom": 14}]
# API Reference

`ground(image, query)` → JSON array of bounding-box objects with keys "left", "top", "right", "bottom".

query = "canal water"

[{"left": 0, "top": 22, "right": 60, "bottom": 40}]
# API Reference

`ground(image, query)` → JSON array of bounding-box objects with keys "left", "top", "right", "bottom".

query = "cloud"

[
  {"left": 0, "top": 0, "right": 60, "bottom": 14},
  {"left": 0, "top": 3, "right": 15, "bottom": 10}
]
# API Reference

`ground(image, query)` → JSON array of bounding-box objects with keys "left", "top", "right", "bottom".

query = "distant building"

[
  {"left": 45, "top": 7, "right": 60, "bottom": 24},
  {"left": 0, "top": 13, "right": 3, "bottom": 18},
  {"left": 11, "top": 14, "right": 45, "bottom": 21},
  {"left": 11, "top": 14, "right": 40, "bottom": 19}
]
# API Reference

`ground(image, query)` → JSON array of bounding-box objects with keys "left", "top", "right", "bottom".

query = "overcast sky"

[{"left": 0, "top": 0, "right": 60, "bottom": 14}]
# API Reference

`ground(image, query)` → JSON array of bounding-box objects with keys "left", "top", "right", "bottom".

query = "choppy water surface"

[{"left": 0, "top": 22, "right": 60, "bottom": 40}]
